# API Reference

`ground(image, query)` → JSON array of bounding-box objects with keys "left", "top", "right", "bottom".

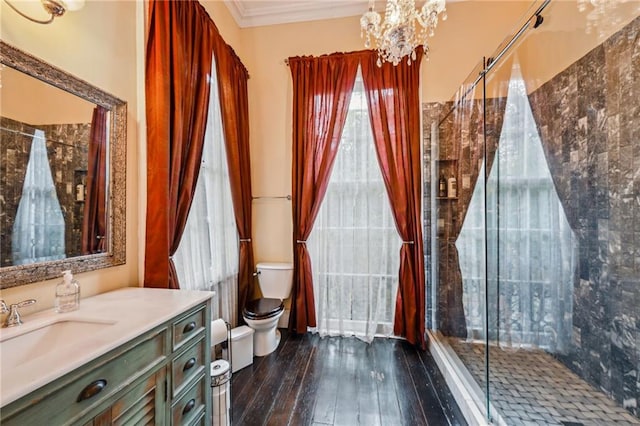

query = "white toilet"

[{"left": 242, "top": 262, "right": 293, "bottom": 357}]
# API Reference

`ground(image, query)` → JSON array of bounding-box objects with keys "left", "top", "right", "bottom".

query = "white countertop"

[{"left": 0, "top": 287, "right": 213, "bottom": 407}]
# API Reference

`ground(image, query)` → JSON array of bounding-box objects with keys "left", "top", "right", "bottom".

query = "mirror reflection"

[
  {"left": 0, "top": 40, "right": 126, "bottom": 289},
  {"left": 0, "top": 65, "right": 109, "bottom": 268}
]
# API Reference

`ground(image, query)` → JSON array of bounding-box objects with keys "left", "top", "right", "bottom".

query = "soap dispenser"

[{"left": 55, "top": 270, "right": 80, "bottom": 313}]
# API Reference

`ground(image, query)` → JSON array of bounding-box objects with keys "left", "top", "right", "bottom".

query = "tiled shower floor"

[{"left": 446, "top": 338, "right": 639, "bottom": 426}]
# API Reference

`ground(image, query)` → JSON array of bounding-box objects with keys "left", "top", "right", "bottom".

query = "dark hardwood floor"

[{"left": 230, "top": 331, "right": 467, "bottom": 426}]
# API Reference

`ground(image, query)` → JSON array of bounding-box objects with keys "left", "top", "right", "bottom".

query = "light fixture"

[
  {"left": 4, "top": 0, "right": 85, "bottom": 24},
  {"left": 361, "top": 0, "right": 446, "bottom": 66}
]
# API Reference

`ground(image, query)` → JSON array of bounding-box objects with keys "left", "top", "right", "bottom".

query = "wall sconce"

[{"left": 4, "top": 0, "right": 85, "bottom": 24}]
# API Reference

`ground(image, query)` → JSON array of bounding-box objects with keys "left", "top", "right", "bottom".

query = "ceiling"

[{"left": 224, "top": 0, "right": 374, "bottom": 28}]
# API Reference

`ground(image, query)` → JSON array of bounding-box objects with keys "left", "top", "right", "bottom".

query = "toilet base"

[
  {"left": 243, "top": 312, "right": 283, "bottom": 357},
  {"left": 253, "top": 328, "right": 281, "bottom": 357}
]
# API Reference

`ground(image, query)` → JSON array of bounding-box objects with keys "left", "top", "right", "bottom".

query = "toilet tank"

[{"left": 256, "top": 262, "right": 293, "bottom": 300}]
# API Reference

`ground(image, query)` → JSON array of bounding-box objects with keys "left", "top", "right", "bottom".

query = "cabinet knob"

[
  {"left": 77, "top": 379, "right": 107, "bottom": 402},
  {"left": 182, "top": 321, "right": 196, "bottom": 334},
  {"left": 183, "top": 357, "right": 197, "bottom": 372},
  {"left": 182, "top": 398, "right": 196, "bottom": 416}
]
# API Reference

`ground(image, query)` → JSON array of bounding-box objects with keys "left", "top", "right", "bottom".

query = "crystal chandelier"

[{"left": 360, "top": 0, "right": 447, "bottom": 66}]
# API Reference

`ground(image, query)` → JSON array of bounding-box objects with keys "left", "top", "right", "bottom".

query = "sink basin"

[{"left": 0, "top": 318, "right": 116, "bottom": 371}]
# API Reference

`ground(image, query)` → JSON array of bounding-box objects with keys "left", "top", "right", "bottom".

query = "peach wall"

[
  {"left": 0, "top": 0, "right": 139, "bottom": 313},
  {"left": 1, "top": 66, "right": 94, "bottom": 124},
  {"left": 239, "top": 1, "right": 537, "bottom": 265},
  {"left": 517, "top": 0, "right": 640, "bottom": 93}
]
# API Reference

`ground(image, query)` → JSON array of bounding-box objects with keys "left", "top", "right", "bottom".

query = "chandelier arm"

[{"left": 3, "top": 0, "right": 56, "bottom": 24}]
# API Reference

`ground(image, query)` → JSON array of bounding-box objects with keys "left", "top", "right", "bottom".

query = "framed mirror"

[{"left": 0, "top": 41, "right": 126, "bottom": 288}]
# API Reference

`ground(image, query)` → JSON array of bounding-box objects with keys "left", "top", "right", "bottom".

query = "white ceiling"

[{"left": 224, "top": 0, "right": 374, "bottom": 28}]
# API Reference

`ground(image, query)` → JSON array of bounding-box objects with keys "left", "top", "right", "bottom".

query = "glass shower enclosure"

[{"left": 426, "top": 1, "right": 640, "bottom": 424}]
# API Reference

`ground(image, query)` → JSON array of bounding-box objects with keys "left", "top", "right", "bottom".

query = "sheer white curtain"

[
  {"left": 308, "top": 71, "right": 402, "bottom": 343},
  {"left": 457, "top": 64, "right": 577, "bottom": 353},
  {"left": 12, "top": 129, "right": 65, "bottom": 265},
  {"left": 174, "top": 54, "right": 239, "bottom": 326}
]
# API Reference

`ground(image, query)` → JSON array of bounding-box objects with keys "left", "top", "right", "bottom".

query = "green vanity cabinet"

[
  {"left": 0, "top": 300, "right": 212, "bottom": 426},
  {"left": 85, "top": 368, "right": 166, "bottom": 425}
]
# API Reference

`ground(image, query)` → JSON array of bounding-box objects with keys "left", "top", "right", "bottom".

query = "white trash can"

[
  {"left": 230, "top": 325, "right": 254, "bottom": 373},
  {"left": 210, "top": 359, "right": 231, "bottom": 426}
]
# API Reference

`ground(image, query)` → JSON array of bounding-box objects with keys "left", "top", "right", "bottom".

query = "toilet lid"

[{"left": 243, "top": 298, "right": 283, "bottom": 320}]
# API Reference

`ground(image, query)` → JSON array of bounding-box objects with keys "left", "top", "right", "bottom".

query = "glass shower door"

[
  {"left": 480, "top": 1, "right": 640, "bottom": 423},
  {"left": 432, "top": 59, "right": 492, "bottom": 418}
]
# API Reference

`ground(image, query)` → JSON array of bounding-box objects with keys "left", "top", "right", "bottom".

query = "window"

[
  {"left": 174, "top": 54, "right": 239, "bottom": 325},
  {"left": 308, "top": 70, "right": 401, "bottom": 342}
]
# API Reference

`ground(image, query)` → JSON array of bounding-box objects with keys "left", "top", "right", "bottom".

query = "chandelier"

[{"left": 361, "top": 0, "right": 447, "bottom": 66}]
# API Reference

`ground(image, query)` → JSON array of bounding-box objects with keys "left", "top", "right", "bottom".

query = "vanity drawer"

[
  {"left": 86, "top": 369, "right": 165, "bottom": 426},
  {"left": 171, "top": 374, "right": 207, "bottom": 426},
  {"left": 172, "top": 336, "right": 206, "bottom": 397},
  {"left": 2, "top": 329, "right": 167, "bottom": 426},
  {"left": 172, "top": 306, "right": 206, "bottom": 351}
]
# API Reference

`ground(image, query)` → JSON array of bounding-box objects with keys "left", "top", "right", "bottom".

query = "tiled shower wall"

[
  {"left": 528, "top": 15, "right": 640, "bottom": 417},
  {"left": 424, "top": 15, "right": 640, "bottom": 418},
  {"left": 0, "top": 116, "right": 90, "bottom": 266},
  {"left": 423, "top": 97, "right": 504, "bottom": 338}
]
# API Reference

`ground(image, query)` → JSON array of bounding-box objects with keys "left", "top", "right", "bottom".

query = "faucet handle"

[
  {"left": 0, "top": 300, "right": 8, "bottom": 314},
  {"left": 13, "top": 299, "right": 36, "bottom": 309},
  {"left": 3, "top": 299, "right": 36, "bottom": 328}
]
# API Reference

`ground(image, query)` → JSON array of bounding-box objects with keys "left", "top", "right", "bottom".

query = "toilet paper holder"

[
  {"left": 211, "top": 319, "right": 232, "bottom": 364},
  {"left": 211, "top": 319, "right": 232, "bottom": 425}
]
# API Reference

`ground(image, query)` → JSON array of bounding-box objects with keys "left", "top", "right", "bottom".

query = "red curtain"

[
  {"left": 289, "top": 53, "right": 360, "bottom": 333},
  {"left": 82, "top": 106, "right": 108, "bottom": 254},
  {"left": 212, "top": 32, "right": 255, "bottom": 325},
  {"left": 361, "top": 50, "right": 426, "bottom": 349},
  {"left": 144, "top": 0, "right": 214, "bottom": 289}
]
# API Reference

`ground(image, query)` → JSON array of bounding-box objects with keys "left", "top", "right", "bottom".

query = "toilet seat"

[{"left": 243, "top": 298, "right": 283, "bottom": 320}]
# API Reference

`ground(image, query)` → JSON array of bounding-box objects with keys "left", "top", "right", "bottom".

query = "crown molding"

[{"left": 223, "top": 0, "right": 372, "bottom": 28}]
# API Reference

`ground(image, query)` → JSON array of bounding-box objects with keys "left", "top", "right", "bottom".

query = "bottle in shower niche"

[
  {"left": 55, "top": 270, "right": 80, "bottom": 313},
  {"left": 438, "top": 174, "right": 448, "bottom": 198},
  {"left": 447, "top": 176, "right": 457, "bottom": 198}
]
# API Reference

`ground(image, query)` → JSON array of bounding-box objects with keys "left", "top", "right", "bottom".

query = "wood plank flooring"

[{"left": 230, "top": 331, "right": 467, "bottom": 426}]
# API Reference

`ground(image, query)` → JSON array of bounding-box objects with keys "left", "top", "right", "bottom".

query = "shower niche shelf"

[{"left": 436, "top": 158, "right": 459, "bottom": 200}]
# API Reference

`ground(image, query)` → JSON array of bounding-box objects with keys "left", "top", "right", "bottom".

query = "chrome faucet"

[{"left": 1, "top": 299, "right": 36, "bottom": 327}]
